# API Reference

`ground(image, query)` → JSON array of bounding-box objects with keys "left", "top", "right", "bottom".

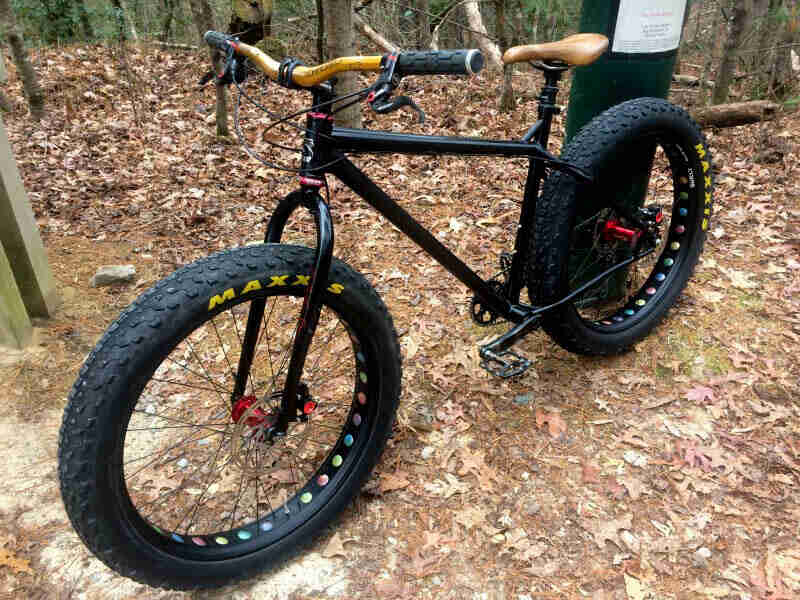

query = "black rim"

[
  {"left": 115, "top": 290, "right": 376, "bottom": 560},
  {"left": 566, "top": 135, "right": 701, "bottom": 330}
]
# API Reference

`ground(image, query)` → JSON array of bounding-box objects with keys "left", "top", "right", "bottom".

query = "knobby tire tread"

[
  {"left": 530, "top": 98, "right": 712, "bottom": 355},
  {"left": 58, "top": 244, "right": 402, "bottom": 590}
]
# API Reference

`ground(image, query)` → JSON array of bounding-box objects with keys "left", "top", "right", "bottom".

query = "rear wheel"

[
  {"left": 530, "top": 98, "right": 712, "bottom": 355},
  {"left": 58, "top": 244, "right": 401, "bottom": 589}
]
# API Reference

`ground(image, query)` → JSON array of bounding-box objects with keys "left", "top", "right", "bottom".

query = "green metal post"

[
  {"left": 564, "top": 1, "right": 689, "bottom": 297},
  {"left": 566, "top": 0, "right": 690, "bottom": 141}
]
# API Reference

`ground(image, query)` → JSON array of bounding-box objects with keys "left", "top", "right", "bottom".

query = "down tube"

[{"left": 329, "top": 157, "right": 523, "bottom": 323}]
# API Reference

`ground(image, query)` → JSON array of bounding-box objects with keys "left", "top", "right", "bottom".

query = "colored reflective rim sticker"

[
  {"left": 357, "top": 392, "right": 367, "bottom": 405},
  {"left": 171, "top": 533, "right": 184, "bottom": 543},
  {"left": 601, "top": 320, "right": 613, "bottom": 326},
  {"left": 215, "top": 536, "right": 229, "bottom": 545},
  {"left": 356, "top": 352, "right": 365, "bottom": 363},
  {"left": 152, "top": 525, "right": 163, "bottom": 534},
  {"left": 646, "top": 287, "right": 656, "bottom": 295},
  {"left": 624, "top": 309, "right": 635, "bottom": 316},
  {"left": 680, "top": 192, "right": 689, "bottom": 200},
  {"left": 655, "top": 273, "right": 666, "bottom": 282},
  {"left": 359, "top": 372, "right": 367, "bottom": 383},
  {"left": 237, "top": 530, "right": 252, "bottom": 541},
  {"left": 670, "top": 242, "right": 680, "bottom": 250},
  {"left": 613, "top": 316, "right": 624, "bottom": 322},
  {"left": 353, "top": 413, "right": 362, "bottom": 426},
  {"left": 332, "top": 454, "right": 343, "bottom": 467},
  {"left": 664, "top": 258, "right": 675, "bottom": 267},
  {"left": 192, "top": 537, "right": 207, "bottom": 546},
  {"left": 300, "top": 492, "right": 312, "bottom": 504},
  {"left": 679, "top": 207, "right": 688, "bottom": 217},
  {"left": 636, "top": 299, "right": 646, "bottom": 307},
  {"left": 260, "top": 521, "right": 273, "bottom": 532},
  {"left": 675, "top": 225, "right": 686, "bottom": 234},
  {"left": 317, "top": 474, "right": 329, "bottom": 486},
  {"left": 344, "top": 434, "right": 354, "bottom": 447}
]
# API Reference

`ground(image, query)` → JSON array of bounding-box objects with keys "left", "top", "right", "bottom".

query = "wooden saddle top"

[{"left": 503, "top": 33, "right": 609, "bottom": 67}]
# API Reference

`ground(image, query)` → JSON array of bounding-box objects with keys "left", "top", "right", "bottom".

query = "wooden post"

[
  {"left": 0, "top": 115, "right": 58, "bottom": 319},
  {"left": 0, "top": 241, "right": 32, "bottom": 348}
]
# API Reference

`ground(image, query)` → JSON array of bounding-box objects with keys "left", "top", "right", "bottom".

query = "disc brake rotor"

[{"left": 230, "top": 394, "right": 313, "bottom": 477}]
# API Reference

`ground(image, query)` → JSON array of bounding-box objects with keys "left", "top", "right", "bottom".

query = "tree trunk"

[
  {"left": 189, "top": 0, "right": 229, "bottom": 136},
  {"left": 353, "top": 13, "right": 398, "bottom": 52},
  {"left": 495, "top": 0, "right": 514, "bottom": 112},
  {"left": 463, "top": 1, "right": 502, "bottom": 69},
  {"left": 700, "top": 0, "right": 721, "bottom": 105},
  {"left": 161, "top": 0, "right": 176, "bottom": 41},
  {"left": 713, "top": 1, "right": 748, "bottom": 104},
  {"left": 111, "top": 0, "right": 138, "bottom": 41},
  {"left": 756, "top": 0, "right": 781, "bottom": 92},
  {"left": 416, "top": 0, "right": 430, "bottom": 49},
  {"left": 316, "top": 0, "right": 325, "bottom": 61},
  {"left": 325, "top": 0, "right": 362, "bottom": 129},
  {"left": 76, "top": 0, "right": 94, "bottom": 39},
  {"left": 0, "top": 0, "right": 44, "bottom": 120},
  {"left": 691, "top": 100, "right": 779, "bottom": 127},
  {"left": 768, "top": 10, "right": 798, "bottom": 99}
]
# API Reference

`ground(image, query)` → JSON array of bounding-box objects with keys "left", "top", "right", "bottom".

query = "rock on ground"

[{"left": 90, "top": 265, "right": 136, "bottom": 287}]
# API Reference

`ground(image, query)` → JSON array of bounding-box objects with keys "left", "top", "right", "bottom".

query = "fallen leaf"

[
  {"left": 686, "top": 386, "right": 715, "bottom": 403},
  {"left": 619, "top": 476, "right": 645, "bottom": 500},
  {"left": 535, "top": 408, "right": 567, "bottom": 439},
  {"left": 0, "top": 547, "right": 33, "bottom": 575},
  {"left": 373, "top": 579, "right": 408, "bottom": 598},
  {"left": 379, "top": 472, "right": 410, "bottom": 494},
  {"left": 582, "top": 461, "right": 602, "bottom": 484},
  {"left": 582, "top": 513, "right": 633, "bottom": 549},
  {"left": 321, "top": 533, "right": 350, "bottom": 559},
  {"left": 624, "top": 573, "right": 651, "bottom": 600}
]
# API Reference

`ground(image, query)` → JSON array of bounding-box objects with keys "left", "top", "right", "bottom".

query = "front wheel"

[
  {"left": 530, "top": 98, "right": 713, "bottom": 355},
  {"left": 58, "top": 244, "right": 401, "bottom": 589}
]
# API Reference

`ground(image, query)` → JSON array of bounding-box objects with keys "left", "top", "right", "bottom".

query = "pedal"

[{"left": 479, "top": 348, "right": 532, "bottom": 378}]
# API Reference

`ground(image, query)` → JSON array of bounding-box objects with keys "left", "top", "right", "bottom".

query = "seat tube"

[{"left": 508, "top": 68, "right": 562, "bottom": 303}]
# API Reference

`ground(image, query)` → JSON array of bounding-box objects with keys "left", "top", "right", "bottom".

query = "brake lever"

[{"left": 371, "top": 95, "right": 426, "bottom": 124}]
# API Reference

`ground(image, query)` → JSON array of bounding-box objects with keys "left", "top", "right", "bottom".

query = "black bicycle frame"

[{"left": 235, "top": 70, "right": 596, "bottom": 426}]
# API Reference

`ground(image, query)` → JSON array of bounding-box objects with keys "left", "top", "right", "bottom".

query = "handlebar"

[
  {"left": 396, "top": 50, "right": 484, "bottom": 76},
  {"left": 203, "top": 30, "right": 484, "bottom": 88}
]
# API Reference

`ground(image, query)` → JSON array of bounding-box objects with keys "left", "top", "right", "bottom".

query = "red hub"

[
  {"left": 231, "top": 395, "right": 271, "bottom": 428},
  {"left": 602, "top": 219, "right": 642, "bottom": 246}
]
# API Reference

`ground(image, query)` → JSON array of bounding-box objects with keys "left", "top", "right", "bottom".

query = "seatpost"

[{"left": 534, "top": 63, "right": 565, "bottom": 146}]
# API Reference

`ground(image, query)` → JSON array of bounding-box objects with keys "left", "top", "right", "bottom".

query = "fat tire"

[
  {"left": 530, "top": 98, "right": 712, "bottom": 355},
  {"left": 58, "top": 244, "right": 402, "bottom": 590}
]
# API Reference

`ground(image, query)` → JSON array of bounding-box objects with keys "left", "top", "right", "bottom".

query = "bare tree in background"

[
  {"left": 76, "top": 0, "right": 94, "bottom": 40},
  {"left": 463, "top": 1, "right": 502, "bottom": 69},
  {"left": 0, "top": 0, "right": 44, "bottom": 120},
  {"left": 713, "top": 0, "right": 748, "bottom": 104},
  {"left": 768, "top": 1, "right": 799, "bottom": 98},
  {"left": 325, "top": 0, "right": 362, "bottom": 128},
  {"left": 495, "top": 0, "right": 514, "bottom": 111},
  {"left": 416, "top": 0, "right": 431, "bottom": 49},
  {"left": 189, "top": 0, "right": 229, "bottom": 136},
  {"left": 111, "top": 0, "right": 138, "bottom": 41}
]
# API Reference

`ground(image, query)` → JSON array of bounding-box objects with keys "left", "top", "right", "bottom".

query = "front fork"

[{"left": 233, "top": 187, "right": 333, "bottom": 436}]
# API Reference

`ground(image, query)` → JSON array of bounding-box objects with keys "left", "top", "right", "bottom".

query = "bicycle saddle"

[{"left": 503, "top": 33, "right": 609, "bottom": 67}]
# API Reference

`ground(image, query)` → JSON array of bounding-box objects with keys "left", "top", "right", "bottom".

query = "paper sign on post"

[{"left": 612, "top": 0, "right": 687, "bottom": 54}]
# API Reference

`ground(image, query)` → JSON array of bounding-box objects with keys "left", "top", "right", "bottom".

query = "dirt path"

[{"left": 0, "top": 44, "right": 798, "bottom": 599}]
